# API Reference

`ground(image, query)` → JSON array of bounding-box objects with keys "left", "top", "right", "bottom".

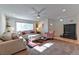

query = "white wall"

[
  {"left": 0, "top": 14, "right": 6, "bottom": 35},
  {"left": 48, "top": 18, "right": 77, "bottom": 37},
  {"left": 54, "top": 20, "right": 63, "bottom": 36},
  {"left": 7, "top": 17, "right": 48, "bottom": 33},
  {"left": 48, "top": 19, "right": 55, "bottom": 31},
  {"left": 41, "top": 19, "right": 48, "bottom": 33},
  {"left": 76, "top": 16, "right": 79, "bottom": 40},
  {"left": 48, "top": 19, "right": 63, "bottom": 36},
  {"left": 7, "top": 17, "right": 36, "bottom": 32},
  {"left": 57, "top": 18, "right": 77, "bottom": 36}
]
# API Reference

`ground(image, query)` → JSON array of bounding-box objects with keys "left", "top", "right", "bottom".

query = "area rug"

[{"left": 33, "top": 42, "right": 54, "bottom": 52}]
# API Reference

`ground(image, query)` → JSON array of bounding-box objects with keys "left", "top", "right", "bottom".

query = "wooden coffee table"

[
  {"left": 33, "top": 37, "right": 53, "bottom": 43},
  {"left": 33, "top": 39, "right": 45, "bottom": 43}
]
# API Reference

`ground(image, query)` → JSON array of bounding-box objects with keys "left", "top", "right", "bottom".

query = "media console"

[{"left": 63, "top": 24, "right": 77, "bottom": 40}]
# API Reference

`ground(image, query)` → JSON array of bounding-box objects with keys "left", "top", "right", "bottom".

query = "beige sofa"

[{"left": 0, "top": 39, "right": 27, "bottom": 55}]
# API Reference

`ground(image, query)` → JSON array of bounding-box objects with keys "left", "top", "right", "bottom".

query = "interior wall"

[
  {"left": 55, "top": 18, "right": 77, "bottom": 37},
  {"left": 7, "top": 17, "right": 48, "bottom": 33},
  {"left": 41, "top": 19, "right": 48, "bottom": 33},
  {"left": 48, "top": 18, "right": 77, "bottom": 37},
  {"left": 0, "top": 14, "right": 6, "bottom": 35},
  {"left": 48, "top": 19, "right": 55, "bottom": 32},
  {"left": 48, "top": 19, "right": 63, "bottom": 36},
  {"left": 7, "top": 17, "right": 36, "bottom": 32},
  {"left": 54, "top": 20, "right": 63, "bottom": 36},
  {"left": 76, "top": 16, "right": 79, "bottom": 40}
]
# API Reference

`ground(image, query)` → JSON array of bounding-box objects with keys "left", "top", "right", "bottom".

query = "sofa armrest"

[{"left": 0, "top": 39, "right": 26, "bottom": 55}]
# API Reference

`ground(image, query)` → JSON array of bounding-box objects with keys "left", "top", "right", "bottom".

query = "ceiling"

[{"left": 0, "top": 4, "right": 79, "bottom": 20}]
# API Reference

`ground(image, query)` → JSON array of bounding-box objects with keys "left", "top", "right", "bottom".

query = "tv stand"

[{"left": 63, "top": 24, "right": 76, "bottom": 40}]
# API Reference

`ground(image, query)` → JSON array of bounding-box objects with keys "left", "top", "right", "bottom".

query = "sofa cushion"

[
  {"left": 0, "top": 39, "right": 26, "bottom": 55},
  {"left": 0, "top": 32, "right": 13, "bottom": 41},
  {"left": 0, "top": 40, "right": 3, "bottom": 43},
  {"left": 12, "top": 33, "right": 19, "bottom": 39}
]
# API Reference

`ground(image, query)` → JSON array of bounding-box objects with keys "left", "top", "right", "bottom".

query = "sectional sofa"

[{"left": 0, "top": 38, "right": 27, "bottom": 55}]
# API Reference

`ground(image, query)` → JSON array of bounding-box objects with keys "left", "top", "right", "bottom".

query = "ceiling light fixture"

[
  {"left": 36, "top": 16, "right": 40, "bottom": 18},
  {"left": 60, "top": 19, "right": 63, "bottom": 22},
  {"left": 62, "top": 9, "right": 66, "bottom": 12},
  {"left": 50, "top": 24, "right": 53, "bottom": 26},
  {"left": 32, "top": 7, "right": 46, "bottom": 19},
  {"left": 36, "top": 15, "right": 40, "bottom": 19}
]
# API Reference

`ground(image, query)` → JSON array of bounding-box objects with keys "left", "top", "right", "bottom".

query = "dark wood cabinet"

[{"left": 63, "top": 24, "right": 77, "bottom": 39}]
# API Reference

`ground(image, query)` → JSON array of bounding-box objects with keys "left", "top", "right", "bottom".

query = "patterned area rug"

[
  {"left": 33, "top": 43, "right": 54, "bottom": 52},
  {"left": 27, "top": 40, "right": 79, "bottom": 55}
]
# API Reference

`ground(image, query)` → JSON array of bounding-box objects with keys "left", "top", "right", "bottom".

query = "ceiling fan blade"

[
  {"left": 38, "top": 8, "right": 46, "bottom": 14},
  {"left": 32, "top": 7, "right": 38, "bottom": 13},
  {"left": 31, "top": 7, "right": 46, "bottom": 18}
]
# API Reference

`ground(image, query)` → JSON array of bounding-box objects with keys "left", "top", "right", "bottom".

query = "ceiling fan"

[{"left": 32, "top": 7, "right": 46, "bottom": 19}]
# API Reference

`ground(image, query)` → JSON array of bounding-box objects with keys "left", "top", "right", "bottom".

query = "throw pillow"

[
  {"left": 0, "top": 40, "right": 3, "bottom": 43},
  {"left": 12, "top": 33, "right": 19, "bottom": 39},
  {"left": 0, "top": 32, "right": 12, "bottom": 41}
]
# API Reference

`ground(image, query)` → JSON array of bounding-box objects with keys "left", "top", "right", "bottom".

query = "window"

[{"left": 16, "top": 22, "right": 33, "bottom": 31}]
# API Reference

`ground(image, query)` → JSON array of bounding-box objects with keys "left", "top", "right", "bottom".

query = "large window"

[{"left": 16, "top": 22, "right": 33, "bottom": 31}]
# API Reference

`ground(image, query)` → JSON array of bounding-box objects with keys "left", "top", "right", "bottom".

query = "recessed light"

[
  {"left": 36, "top": 16, "right": 40, "bottom": 18},
  {"left": 50, "top": 24, "right": 53, "bottom": 26},
  {"left": 60, "top": 19, "right": 63, "bottom": 22},
  {"left": 62, "top": 9, "right": 66, "bottom": 12}
]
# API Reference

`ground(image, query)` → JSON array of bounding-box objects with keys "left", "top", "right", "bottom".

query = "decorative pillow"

[
  {"left": 16, "top": 31, "right": 22, "bottom": 36},
  {"left": 22, "top": 31, "right": 27, "bottom": 35},
  {"left": 12, "top": 33, "right": 19, "bottom": 39},
  {"left": 0, "top": 40, "right": 3, "bottom": 43},
  {"left": 0, "top": 32, "right": 12, "bottom": 41},
  {"left": 22, "top": 34, "right": 28, "bottom": 40},
  {"left": 30, "top": 30, "right": 35, "bottom": 33}
]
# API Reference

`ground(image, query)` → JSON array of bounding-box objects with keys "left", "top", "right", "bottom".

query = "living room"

[{"left": 0, "top": 4, "right": 79, "bottom": 55}]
